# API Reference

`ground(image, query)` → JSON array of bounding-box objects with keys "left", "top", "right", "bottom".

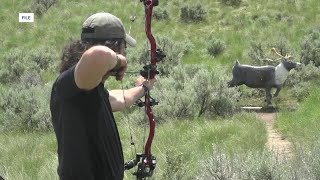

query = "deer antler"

[
  {"left": 284, "top": 53, "right": 291, "bottom": 59},
  {"left": 271, "top": 48, "right": 284, "bottom": 58},
  {"left": 271, "top": 48, "right": 291, "bottom": 61}
]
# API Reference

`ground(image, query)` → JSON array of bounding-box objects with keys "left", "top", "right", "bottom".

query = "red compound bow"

[{"left": 124, "top": 0, "right": 165, "bottom": 179}]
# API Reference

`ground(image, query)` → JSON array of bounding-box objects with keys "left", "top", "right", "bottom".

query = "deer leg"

[
  {"left": 273, "top": 85, "right": 282, "bottom": 97},
  {"left": 266, "top": 87, "right": 272, "bottom": 106}
]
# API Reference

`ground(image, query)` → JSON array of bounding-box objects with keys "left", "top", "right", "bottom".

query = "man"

[{"left": 50, "top": 12, "right": 156, "bottom": 180}]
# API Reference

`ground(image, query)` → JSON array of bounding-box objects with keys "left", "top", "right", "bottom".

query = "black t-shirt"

[{"left": 50, "top": 66, "right": 124, "bottom": 180}]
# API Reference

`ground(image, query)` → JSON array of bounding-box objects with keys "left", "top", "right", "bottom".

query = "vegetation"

[
  {"left": 276, "top": 88, "right": 320, "bottom": 145},
  {"left": 207, "top": 36, "right": 226, "bottom": 57},
  {"left": 300, "top": 26, "right": 320, "bottom": 67},
  {"left": 1, "top": 0, "right": 320, "bottom": 179},
  {"left": 180, "top": 4, "right": 207, "bottom": 23}
]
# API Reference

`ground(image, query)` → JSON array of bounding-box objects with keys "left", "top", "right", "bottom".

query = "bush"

[
  {"left": 162, "top": 151, "right": 188, "bottom": 180},
  {"left": 34, "top": 0, "right": 58, "bottom": 17},
  {"left": 192, "top": 68, "right": 239, "bottom": 117},
  {"left": 20, "top": 70, "right": 43, "bottom": 88},
  {"left": 197, "top": 138, "right": 320, "bottom": 179},
  {"left": 290, "top": 82, "right": 312, "bottom": 101},
  {"left": 0, "top": 49, "right": 30, "bottom": 84},
  {"left": 0, "top": 47, "right": 54, "bottom": 84},
  {"left": 300, "top": 27, "right": 320, "bottom": 66},
  {"left": 30, "top": 47, "right": 54, "bottom": 70},
  {"left": 21, "top": 0, "right": 58, "bottom": 17},
  {"left": 285, "top": 63, "right": 320, "bottom": 101},
  {"left": 196, "top": 148, "right": 277, "bottom": 180},
  {"left": 248, "top": 42, "right": 265, "bottom": 65},
  {"left": 196, "top": 147, "right": 288, "bottom": 180},
  {"left": 153, "top": 66, "right": 197, "bottom": 121},
  {"left": 286, "top": 63, "right": 320, "bottom": 86},
  {"left": 219, "top": 0, "right": 242, "bottom": 7},
  {"left": 207, "top": 37, "right": 226, "bottom": 57},
  {"left": 180, "top": 4, "right": 207, "bottom": 23},
  {"left": 153, "top": 7, "right": 170, "bottom": 20},
  {"left": 275, "top": 12, "right": 294, "bottom": 24},
  {"left": 256, "top": 15, "right": 270, "bottom": 27},
  {"left": 210, "top": 90, "right": 239, "bottom": 117},
  {"left": 0, "top": 83, "right": 52, "bottom": 132}
]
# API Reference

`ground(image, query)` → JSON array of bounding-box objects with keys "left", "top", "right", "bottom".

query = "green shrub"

[
  {"left": 0, "top": 47, "right": 54, "bottom": 84},
  {"left": 192, "top": 68, "right": 239, "bottom": 117},
  {"left": 0, "top": 49, "right": 31, "bottom": 84},
  {"left": 207, "top": 37, "right": 226, "bottom": 57},
  {"left": 196, "top": 148, "right": 285, "bottom": 179},
  {"left": 197, "top": 139, "right": 320, "bottom": 179},
  {"left": 21, "top": 0, "right": 58, "bottom": 17},
  {"left": 153, "top": 66, "right": 197, "bottom": 121},
  {"left": 34, "top": 0, "right": 58, "bottom": 17},
  {"left": 29, "top": 47, "right": 53, "bottom": 70},
  {"left": 285, "top": 63, "right": 320, "bottom": 101},
  {"left": 256, "top": 15, "right": 270, "bottom": 27},
  {"left": 153, "top": 7, "right": 170, "bottom": 20},
  {"left": 207, "top": 76, "right": 240, "bottom": 117},
  {"left": 219, "top": 0, "right": 242, "bottom": 7},
  {"left": 180, "top": 4, "right": 207, "bottom": 23},
  {"left": 162, "top": 151, "right": 188, "bottom": 180},
  {"left": 290, "top": 82, "right": 312, "bottom": 101},
  {"left": 248, "top": 42, "right": 265, "bottom": 65},
  {"left": 0, "top": 83, "right": 52, "bottom": 132},
  {"left": 300, "top": 27, "right": 320, "bottom": 66},
  {"left": 20, "top": 70, "right": 43, "bottom": 88},
  {"left": 286, "top": 63, "right": 320, "bottom": 86}
]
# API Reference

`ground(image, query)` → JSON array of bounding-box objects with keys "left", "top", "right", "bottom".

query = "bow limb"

[
  {"left": 144, "top": 92, "right": 155, "bottom": 165},
  {"left": 144, "top": 0, "right": 157, "bottom": 67}
]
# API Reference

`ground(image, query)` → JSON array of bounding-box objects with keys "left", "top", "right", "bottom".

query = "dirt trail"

[{"left": 257, "top": 112, "right": 293, "bottom": 158}]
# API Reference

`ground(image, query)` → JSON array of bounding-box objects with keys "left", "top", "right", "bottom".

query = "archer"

[{"left": 50, "top": 12, "right": 156, "bottom": 180}]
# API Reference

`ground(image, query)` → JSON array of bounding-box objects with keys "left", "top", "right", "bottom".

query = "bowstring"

[
  {"left": 121, "top": 80, "right": 137, "bottom": 160},
  {"left": 129, "top": 0, "right": 151, "bottom": 157},
  {"left": 123, "top": 0, "right": 140, "bottom": 165},
  {"left": 128, "top": 0, "right": 138, "bottom": 35}
]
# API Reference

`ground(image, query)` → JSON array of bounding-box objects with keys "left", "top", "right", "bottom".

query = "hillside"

[{"left": 1, "top": 0, "right": 320, "bottom": 65}]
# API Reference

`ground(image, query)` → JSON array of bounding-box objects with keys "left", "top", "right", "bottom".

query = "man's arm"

[
  {"left": 109, "top": 86, "right": 146, "bottom": 112},
  {"left": 109, "top": 76, "right": 157, "bottom": 112},
  {"left": 74, "top": 45, "right": 126, "bottom": 90}
]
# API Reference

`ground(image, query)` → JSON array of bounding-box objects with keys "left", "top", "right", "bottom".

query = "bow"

[{"left": 124, "top": 0, "right": 165, "bottom": 179}]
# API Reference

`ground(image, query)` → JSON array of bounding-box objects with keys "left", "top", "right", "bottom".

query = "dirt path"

[{"left": 257, "top": 112, "right": 293, "bottom": 159}]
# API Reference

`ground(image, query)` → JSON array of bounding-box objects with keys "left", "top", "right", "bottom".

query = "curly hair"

[{"left": 59, "top": 39, "right": 125, "bottom": 73}]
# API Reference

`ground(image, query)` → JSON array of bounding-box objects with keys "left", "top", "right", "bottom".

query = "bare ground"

[{"left": 257, "top": 112, "right": 293, "bottom": 159}]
